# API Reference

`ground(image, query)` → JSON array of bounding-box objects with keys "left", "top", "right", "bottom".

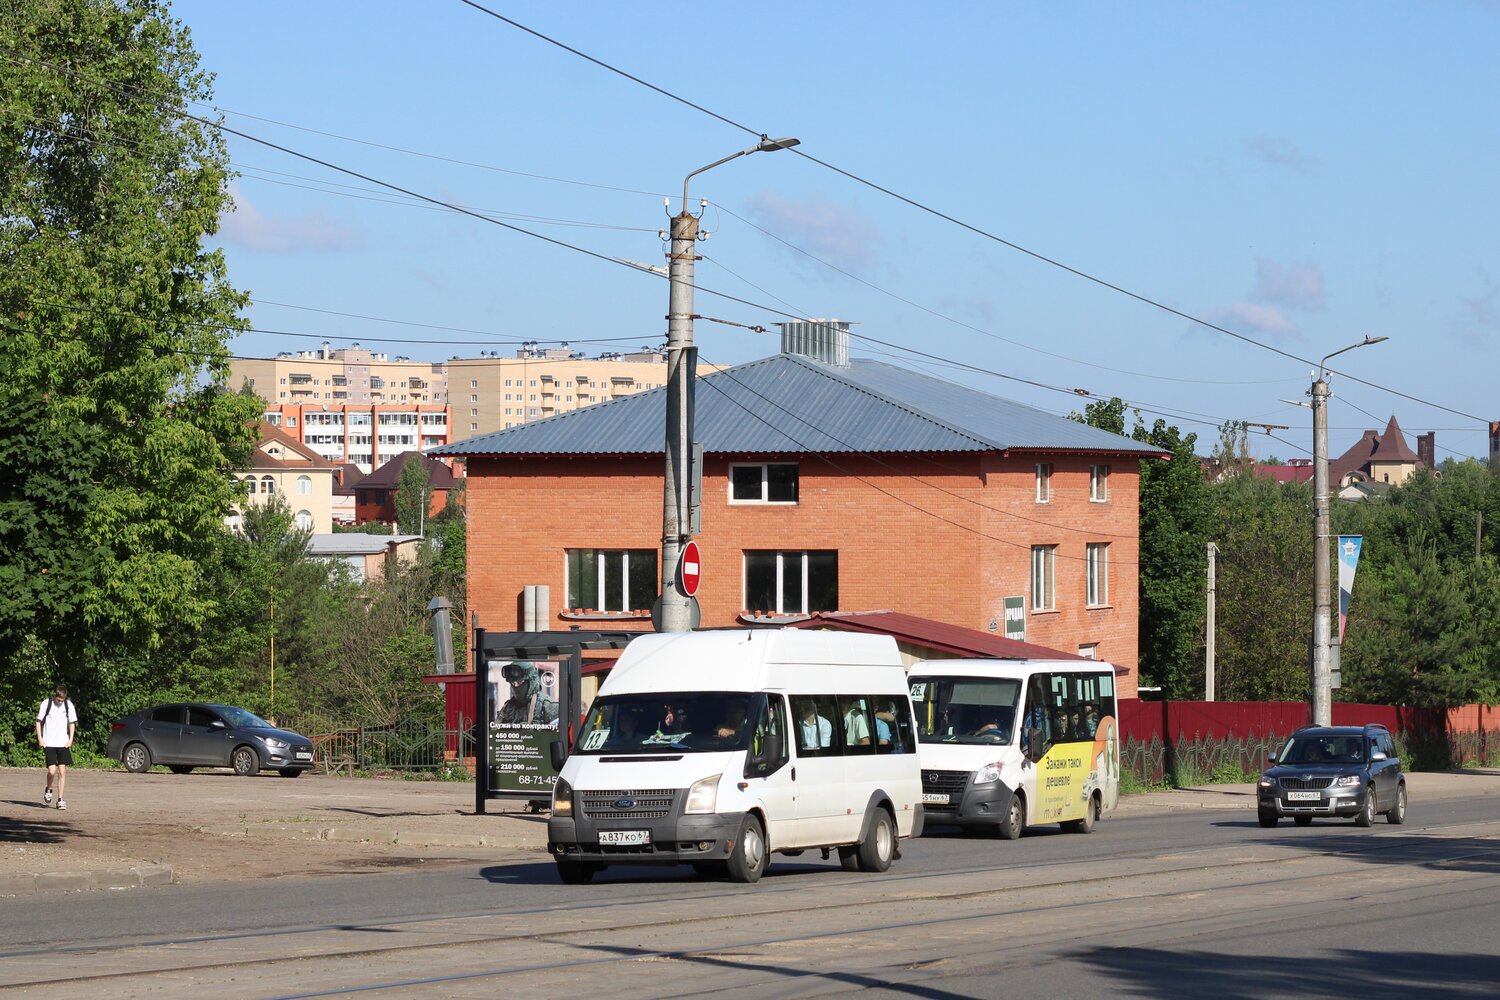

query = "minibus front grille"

[
  {"left": 921, "top": 770, "right": 971, "bottom": 798},
  {"left": 579, "top": 788, "right": 678, "bottom": 820}
]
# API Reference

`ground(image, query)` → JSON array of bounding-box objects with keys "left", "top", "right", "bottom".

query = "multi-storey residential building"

[
  {"left": 260, "top": 402, "right": 451, "bottom": 474},
  {"left": 434, "top": 327, "right": 1165, "bottom": 696},
  {"left": 232, "top": 343, "right": 722, "bottom": 454}
]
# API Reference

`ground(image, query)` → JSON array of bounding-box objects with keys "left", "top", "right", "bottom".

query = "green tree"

[
  {"left": 0, "top": 0, "right": 259, "bottom": 735},
  {"left": 394, "top": 456, "right": 431, "bottom": 536}
]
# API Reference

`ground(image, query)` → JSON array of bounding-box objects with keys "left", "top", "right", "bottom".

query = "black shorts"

[{"left": 44, "top": 746, "right": 73, "bottom": 767}]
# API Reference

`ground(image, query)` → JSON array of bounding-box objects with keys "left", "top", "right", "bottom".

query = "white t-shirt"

[
  {"left": 844, "top": 709, "right": 871, "bottom": 745},
  {"left": 36, "top": 698, "right": 77, "bottom": 747}
]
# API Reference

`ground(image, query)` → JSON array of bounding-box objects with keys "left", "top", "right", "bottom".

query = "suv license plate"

[
  {"left": 1286, "top": 791, "right": 1320, "bottom": 801},
  {"left": 599, "top": 830, "right": 650, "bottom": 846}
]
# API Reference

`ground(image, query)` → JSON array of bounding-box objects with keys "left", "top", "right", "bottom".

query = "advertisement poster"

[{"left": 486, "top": 659, "right": 561, "bottom": 795}]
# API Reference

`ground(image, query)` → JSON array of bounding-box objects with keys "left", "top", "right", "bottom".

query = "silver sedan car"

[{"left": 107, "top": 703, "right": 315, "bottom": 777}]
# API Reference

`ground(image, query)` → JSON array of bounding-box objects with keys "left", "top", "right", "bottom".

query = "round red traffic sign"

[{"left": 680, "top": 541, "right": 701, "bottom": 597}]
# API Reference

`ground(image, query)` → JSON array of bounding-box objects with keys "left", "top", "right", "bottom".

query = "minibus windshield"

[
  {"left": 575, "top": 692, "right": 758, "bottom": 754},
  {"left": 908, "top": 676, "right": 1022, "bottom": 745}
]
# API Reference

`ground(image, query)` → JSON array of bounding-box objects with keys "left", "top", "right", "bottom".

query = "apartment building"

[
  {"left": 232, "top": 343, "right": 720, "bottom": 452},
  {"left": 261, "top": 402, "right": 451, "bottom": 474}
]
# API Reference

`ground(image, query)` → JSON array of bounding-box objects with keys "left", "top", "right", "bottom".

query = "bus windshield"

[
  {"left": 574, "top": 692, "right": 758, "bottom": 755},
  {"left": 908, "top": 676, "right": 1022, "bottom": 745}
]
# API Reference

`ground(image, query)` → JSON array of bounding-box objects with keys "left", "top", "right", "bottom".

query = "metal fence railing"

[{"left": 308, "top": 714, "right": 476, "bottom": 775}]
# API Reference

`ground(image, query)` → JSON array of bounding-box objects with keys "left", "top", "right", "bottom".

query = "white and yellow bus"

[{"left": 907, "top": 658, "right": 1119, "bottom": 839}]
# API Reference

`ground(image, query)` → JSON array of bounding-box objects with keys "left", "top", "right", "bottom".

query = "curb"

[
  {"left": 194, "top": 824, "right": 547, "bottom": 850},
  {"left": 0, "top": 864, "right": 173, "bottom": 897}
]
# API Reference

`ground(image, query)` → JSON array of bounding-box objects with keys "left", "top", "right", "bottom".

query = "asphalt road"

[{"left": 2, "top": 794, "right": 1497, "bottom": 998}]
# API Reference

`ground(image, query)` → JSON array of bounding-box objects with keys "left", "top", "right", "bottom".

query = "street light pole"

[
  {"left": 1310, "top": 335, "right": 1388, "bottom": 725},
  {"left": 659, "top": 136, "right": 799, "bottom": 633}
]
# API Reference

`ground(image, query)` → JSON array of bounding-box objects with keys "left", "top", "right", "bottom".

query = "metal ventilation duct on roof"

[{"left": 780, "top": 320, "right": 850, "bottom": 367}]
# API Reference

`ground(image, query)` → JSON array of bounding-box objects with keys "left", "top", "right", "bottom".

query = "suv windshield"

[
  {"left": 909, "top": 676, "right": 1021, "bottom": 745},
  {"left": 1278, "top": 733, "right": 1367, "bottom": 766},
  {"left": 575, "top": 692, "right": 758, "bottom": 755}
]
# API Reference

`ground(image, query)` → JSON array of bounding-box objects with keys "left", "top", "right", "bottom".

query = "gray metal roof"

[
  {"left": 432, "top": 354, "right": 1163, "bottom": 458},
  {"left": 307, "top": 533, "right": 423, "bottom": 556}
]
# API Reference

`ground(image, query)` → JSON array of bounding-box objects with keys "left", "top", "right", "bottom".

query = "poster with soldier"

[{"left": 487, "top": 659, "right": 561, "bottom": 795}]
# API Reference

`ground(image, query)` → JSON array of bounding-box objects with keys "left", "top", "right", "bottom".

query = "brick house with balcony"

[{"left": 433, "top": 330, "right": 1164, "bottom": 696}]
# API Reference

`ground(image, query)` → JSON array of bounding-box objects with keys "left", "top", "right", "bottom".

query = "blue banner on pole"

[{"left": 1337, "top": 535, "right": 1363, "bottom": 642}]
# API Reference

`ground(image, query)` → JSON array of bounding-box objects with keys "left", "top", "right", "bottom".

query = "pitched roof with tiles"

[
  {"left": 788, "top": 610, "right": 1090, "bottom": 662},
  {"left": 434, "top": 354, "right": 1165, "bottom": 459},
  {"left": 252, "top": 423, "right": 337, "bottom": 470},
  {"left": 358, "top": 451, "right": 459, "bottom": 490},
  {"left": 1369, "top": 415, "right": 1419, "bottom": 463}
]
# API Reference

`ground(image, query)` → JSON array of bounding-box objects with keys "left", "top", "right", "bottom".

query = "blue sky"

[{"left": 177, "top": 1, "right": 1500, "bottom": 462}]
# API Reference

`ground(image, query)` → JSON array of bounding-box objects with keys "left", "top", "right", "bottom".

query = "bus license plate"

[
  {"left": 1286, "top": 791, "right": 1320, "bottom": 801},
  {"left": 599, "top": 830, "right": 650, "bottom": 846},
  {"left": 921, "top": 793, "right": 950, "bottom": 805}
]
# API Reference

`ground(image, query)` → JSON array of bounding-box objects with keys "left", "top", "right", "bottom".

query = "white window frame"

[
  {"left": 743, "top": 550, "right": 837, "bottom": 615},
  {"left": 566, "top": 548, "right": 655, "bottom": 612},
  {"left": 260, "top": 476, "right": 276, "bottom": 495},
  {"left": 295, "top": 510, "right": 313, "bottom": 531},
  {"left": 1086, "top": 542, "right": 1109, "bottom": 607},
  {"left": 1031, "top": 544, "right": 1056, "bottom": 611},
  {"left": 1078, "top": 643, "right": 1099, "bottom": 660},
  {"left": 297, "top": 475, "right": 312, "bottom": 496},
  {"left": 728, "top": 462, "right": 800, "bottom": 505},
  {"left": 1035, "top": 463, "right": 1053, "bottom": 503},
  {"left": 1090, "top": 464, "right": 1110, "bottom": 503}
]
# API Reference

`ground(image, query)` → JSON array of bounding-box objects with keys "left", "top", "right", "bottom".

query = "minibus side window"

[
  {"left": 744, "top": 694, "right": 790, "bottom": 778},
  {"left": 873, "top": 696, "right": 914, "bottom": 755},
  {"left": 791, "top": 696, "right": 837, "bottom": 757},
  {"left": 839, "top": 696, "right": 875, "bottom": 754}
]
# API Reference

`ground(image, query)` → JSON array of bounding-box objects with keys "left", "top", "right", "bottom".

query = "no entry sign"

[{"left": 680, "top": 541, "right": 701, "bottom": 597}]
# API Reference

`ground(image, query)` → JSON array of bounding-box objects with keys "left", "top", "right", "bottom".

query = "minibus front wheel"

[{"left": 726, "top": 814, "right": 768, "bottom": 883}]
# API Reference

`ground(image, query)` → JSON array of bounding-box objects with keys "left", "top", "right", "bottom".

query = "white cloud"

[
  {"left": 1244, "top": 136, "right": 1314, "bottom": 173},
  {"left": 1254, "top": 258, "right": 1325, "bottom": 310},
  {"left": 744, "top": 191, "right": 883, "bottom": 274},
  {"left": 1201, "top": 301, "right": 1298, "bottom": 341},
  {"left": 219, "top": 182, "right": 362, "bottom": 253}
]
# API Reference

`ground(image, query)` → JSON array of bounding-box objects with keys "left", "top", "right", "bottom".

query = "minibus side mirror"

[
  {"left": 1027, "top": 729, "right": 1043, "bottom": 762},
  {"left": 549, "top": 738, "right": 566, "bottom": 771}
]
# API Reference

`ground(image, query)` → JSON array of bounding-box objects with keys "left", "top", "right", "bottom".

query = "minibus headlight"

[
  {"left": 552, "top": 777, "right": 574, "bottom": 817},
  {"left": 974, "top": 762, "right": 1004, "bottom": 785},
  {"left": 684, "top": 774, "right": 720, "bottom": 814}
]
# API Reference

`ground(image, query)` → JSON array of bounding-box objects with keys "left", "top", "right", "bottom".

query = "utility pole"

[
  {"left": 1310, "top": 336, "right": 1387, "bottom": 726},
  {"left": 659, "top": 136, "right": 799, "bottom": 633},
  {"left": 268, "top": 598, "right": 276, "bottom": 723},
  {"left": 1205, "top": 542, "right": 1217, "bottom": 702}
]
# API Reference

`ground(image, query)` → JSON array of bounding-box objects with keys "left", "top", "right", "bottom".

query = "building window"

[
  {"left": 260, "top": 476, "right": 276, "bottom": 495},
  {"left": 744, "top": 550, "right": 837, "bottom": 615},
  {"left": 1078, "top": 643, "right": 1099, "bottom": 660},
  {"left": 295, "top": 510, "right": 313, "bottom": 531},
  {"left": 1086, "top": 543, "right": 1109, "bottom": 606},
  {"left": 567, "top": 549, "right": 656, "bottom": 612},
  {"left": 1035, "top": 463, "right": 1052, "bottom": 503},
  {"left": 470, "top": 394, "right": 478, "bottom": 402},
  {"left": 729, "top": 463, "right": 799, "bottom": 504},
  {"left": 297, "top": 475, "right": 312, "bottom": 496},
  {"left": 242, "top": 476, "right": 256, "bottom": 497},
  {"left": 1091, "top": 464, "right": 1110, "bottom": 502},
  {"left": 1031, "top": 545, "right": 1056, "bottom": 611},
  {"left": 470, "top": 379, "right": 478, "bottom": 388},
  {"left": 470, "top": 423, "right": 478, "bottom": 431}
]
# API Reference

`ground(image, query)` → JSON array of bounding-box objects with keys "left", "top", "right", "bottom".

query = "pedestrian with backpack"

[{"left": 35, "top": 685, "right": 77, "bottom": 810}]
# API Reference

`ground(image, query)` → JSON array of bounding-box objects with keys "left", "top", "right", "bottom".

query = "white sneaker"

[
  {"left": 43, "top": 788, "right": 53, "bottom": 805},
  {"left": 56, "top": 800, "right": 66, "bottom": 810}
]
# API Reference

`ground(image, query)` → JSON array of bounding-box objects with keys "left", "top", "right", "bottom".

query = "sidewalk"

[{"left": 2, "top": 766, "right": 1496, "bottom": 896}]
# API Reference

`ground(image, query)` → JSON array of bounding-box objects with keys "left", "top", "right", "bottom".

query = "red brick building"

[{"left": 437, "top": 330, "right": 1162, "bottom": 696}]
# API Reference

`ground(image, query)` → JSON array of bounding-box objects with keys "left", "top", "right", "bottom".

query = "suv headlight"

[
  {"left": 1335, "top": 774, "right": 1363, "bottom": 787},
  {"left": 684, "top": 774, "right": 720, "bottom": 814},
  {"left": 1258, "top": 776, "right": 1276, "bottom": 789},
  {"left": 552, "top": 777, "right": 574, "bottom": 817},
  {"left": 973, "top": 762, "right": 1004, "bottom": 785},
  {"left": 264, "top": 738, "right": 289, "bottom": 750}
]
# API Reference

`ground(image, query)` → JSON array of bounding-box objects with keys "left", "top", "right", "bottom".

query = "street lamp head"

[
  {"left": 756, "top": 136, "right": 800, "bottom": 153},
  {"left": 1363, "top": 335, "right": 1389, "bottom": 346}
]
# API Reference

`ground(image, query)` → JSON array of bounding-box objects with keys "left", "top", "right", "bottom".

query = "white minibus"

[
  {"left": 907, "top": 658, "right": 1119, "bottom": 838},
  {"left": 547, "top": 629, "right": 923, "bottom": 884}
]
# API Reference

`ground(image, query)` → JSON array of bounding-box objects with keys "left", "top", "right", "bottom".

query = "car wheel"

[
  {"left": 1063, "top": 794, "right": 1100, "bottom": 834},
  {"left": 726, "top": 814, "right": 768, "bottom": 883},
  {"left": 555, "top": 859, "right": 595, "bottom": 884},
  {"left": 1356, "top": 788, "right": 1377, "bottom": 828},
  {"left": 997, "top": 793, "right": 1025, "bottom": 841},
  {"left": 232, "top": 746, "right": 261, "bottom": 777},
  {"left": 169, "top": 765, "right": 193, "bottom": 775},
  {"left": 1257, "top": 808, "right": 1279, "bottom": 828},
  {"left": 1386, "top": 784, "right": 1407, "bottom": 825},
  {"left": 857, "top": 809, "right": 896, "bottom": 873},
  {"left": 1293, "top": 815, "right": 1313, "bottom": 826},
  {"left": 277, "top": 768, "right": 303, "bottom": 778},
  {"left": 123, "top": 742, "right": 152, "bottom": 773}
]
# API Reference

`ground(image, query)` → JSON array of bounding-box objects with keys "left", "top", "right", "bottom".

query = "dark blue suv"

[{"left": 1257, "top": 724, "right": 1407, "bottom": 828}]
